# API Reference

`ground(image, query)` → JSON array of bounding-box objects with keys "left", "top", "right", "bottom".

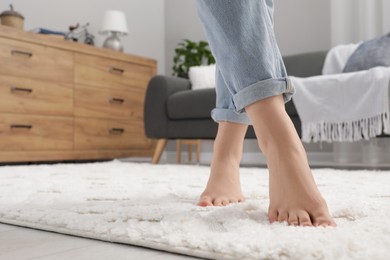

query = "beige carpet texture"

[{"left": 0, "top": 161, "right": 389, "bottom": 260}]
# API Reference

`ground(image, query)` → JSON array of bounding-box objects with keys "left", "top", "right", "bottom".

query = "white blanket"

[
  {"left": 291, "top": 66, "right": 390, "bottom": 143},
  {"left": 322, "top": 43, "right": 361, "bottom": 75}
]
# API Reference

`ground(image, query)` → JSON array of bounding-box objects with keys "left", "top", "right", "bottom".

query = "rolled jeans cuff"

[
  {"left": 211, "top": 108, "right": 251, "bottom": 125},
  {"left": 232, "top": 77, "right": 295, "bottom": 113}
]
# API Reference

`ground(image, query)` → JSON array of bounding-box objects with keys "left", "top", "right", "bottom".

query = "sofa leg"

[{"left": 152, "top": 139, "right": 168, "bottom": 164}]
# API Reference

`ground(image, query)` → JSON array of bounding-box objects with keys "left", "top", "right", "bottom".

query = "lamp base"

[{"left": 103, "top": 32, "right": 123, "bottom": 52}]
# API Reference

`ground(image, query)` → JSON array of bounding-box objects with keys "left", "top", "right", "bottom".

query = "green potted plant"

[{"left": 172, "top": 39, "right": 215, "bottom": 78}]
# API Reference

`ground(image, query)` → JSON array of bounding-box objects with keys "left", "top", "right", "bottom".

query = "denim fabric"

[{"left": 196, "top": 0, "right": 295, "bottom": 125}]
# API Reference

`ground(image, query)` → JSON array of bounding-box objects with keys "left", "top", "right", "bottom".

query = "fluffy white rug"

[{"left": 0, "top": 161, "right": 389, "bottom": 260}]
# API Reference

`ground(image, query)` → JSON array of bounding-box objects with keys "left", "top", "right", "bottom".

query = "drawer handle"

[
  {"left": 10, "top": 86, "right": 33, "bottom": 94},
  {"left": 10, "top": 124, "right": 33, "bottom": 130},
  {"left": 109, "top": 97, "right": 125, "bottom": 105},
  {"left": 109, "top": 128, "right": 125, "bottom": 135},
  {"left": 11, "top": 50, "right": 33, "bottom": 58},
  {"left": 109, "top": 67, "right": 125, "bottom": 75}
]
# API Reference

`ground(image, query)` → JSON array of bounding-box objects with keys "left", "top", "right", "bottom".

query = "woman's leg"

[
  {"left": 196, "top": 0, "right": 335, "bottom": 226},
  {"left": 199, "top": 66, "right": 249, "bottom": 206},
  {"left": 246, "top": 96, "right": 335, "bottom": 226},
  {"left": 199, "top": 121, "right": 247, "bottom": 206}
]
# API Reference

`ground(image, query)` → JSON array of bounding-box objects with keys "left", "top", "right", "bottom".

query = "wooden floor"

[{"left": 0, "top": 223, "right": 198, "bottom": 260}]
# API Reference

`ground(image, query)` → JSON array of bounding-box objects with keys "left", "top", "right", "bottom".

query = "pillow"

[
  {"left": 343, "top": 33, "right": 390, "bottom": 73},
  {"left": 188, "top": 64, "right": 216, "bottom": 90}
]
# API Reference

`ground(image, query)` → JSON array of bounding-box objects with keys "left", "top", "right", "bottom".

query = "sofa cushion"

[
  {"left": 189, "top": 65, "right": 216, "bottom": 90},
  {"left": 343, "top": 34, "right": 390, "bottom": 73},
  {"left": 165, "top": 117, "right": 301, "bottom": 139},
  {"left": 168, "top": 88, "right": 299, "bottom": 120},
  {"left": 284, "top": 51, "right": 328, "bottom": 77},
  {"left": 168, "top": 88, "right": 216, "bottom": 119},
  {"left": 167, "top": 119, "right": 256, "bottom": 139}
]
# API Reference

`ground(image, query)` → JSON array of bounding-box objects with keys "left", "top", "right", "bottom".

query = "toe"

[
  {"left": 311, "top": 210, "right": 336, "bottom": 227},
  {"left": 298, "top": 211, "right": 313, "bottom": 226},
  {"left": 213, "top": 198, "right": 223, "bottom": 206},
  {"left": 221, "top": 199, "right": 229, "bottom": 206},
  {"left": 198, "top": 196, "right": 213, "bottom": 207},
  {"left": 277, "top": 211, "right": 289, "bottom": 223},
  {"left": 268, "top": 209, "right": 278, "bottom": 223},
  {"left": 288, "top": 212, "right": 299, "bottom": 226},
  {"left": 313, "top": 216, "right": 337, "bottom": 227}
]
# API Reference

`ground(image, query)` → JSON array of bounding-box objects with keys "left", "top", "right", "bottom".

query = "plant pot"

[
  {"left": 0, "top": 5, "right": 24, "bottom": 30},
  {"left": 1, "top": 15, "right": 24, "bottom": 30}
]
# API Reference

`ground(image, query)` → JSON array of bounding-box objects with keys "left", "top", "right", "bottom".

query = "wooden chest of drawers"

[{"left": 0, "top": 25, "right": 156, "bottom": 163}]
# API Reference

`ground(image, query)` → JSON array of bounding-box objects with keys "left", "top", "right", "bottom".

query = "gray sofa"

[{"left": 144, "top": 51, "right": 328, "bottom": 163}]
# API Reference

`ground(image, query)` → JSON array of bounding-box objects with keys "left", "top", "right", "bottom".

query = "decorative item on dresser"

[
  {"left": 100, "top": 10, "right": 128, "bottom": 52},
  {"left": 0, "top": 25, "right": 156, "bottom": 163},
  {"left": 0, "top": 5, "right": 24, "bottom": 30}
]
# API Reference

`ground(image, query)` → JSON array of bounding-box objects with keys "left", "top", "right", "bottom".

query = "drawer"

[
  {"left": 74, "top": 117, "right": 151, "bottom": 150},
  {"left": 0, "top": 114, "right": 73, "bottom": 151},
  {"left": 0, "top": 75, "right": 73, "bottom": 116},
  {"left": 74, "top": 53, "right": 152, "bottom": 90},
  {"left": 74, "top": 85, "right": 143, "bottom": 119},
  {"left": 0, "top": 37, "right": 73, "bottom": 82}
]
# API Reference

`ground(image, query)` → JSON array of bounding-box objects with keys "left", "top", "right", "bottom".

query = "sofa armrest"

[
  {"left": 144, "top": 75, "right": 191, "bottom": 139},
  {"left": 283, "top": 51, "right": 328, "bottom": 77}
]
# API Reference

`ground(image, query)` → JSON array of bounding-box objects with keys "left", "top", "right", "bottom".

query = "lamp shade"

[{"left": 100, "top": 10, "right": 128, "bottom": 35}]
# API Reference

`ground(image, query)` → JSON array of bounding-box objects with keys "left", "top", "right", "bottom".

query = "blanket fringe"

[{"left": 302, "top": 112, "right": 390, "bottom": 143}]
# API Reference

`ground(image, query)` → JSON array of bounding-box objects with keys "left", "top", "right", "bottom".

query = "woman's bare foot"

[
  {"left": 266, "top": 145, "right": 336, "bottom": 227},
  {"left": 198, "top": 122, "right": 247, "bottom": 207},
  {"left": 246, "top": 95, "right": 336, "bottom": 227},
  {"left": 198, "top": 156, "right": 245, "bottom": 207}
]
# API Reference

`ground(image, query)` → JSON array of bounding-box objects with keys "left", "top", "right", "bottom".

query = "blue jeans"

[{"left": 196, "top": 0, "right": 295, "bottom": 125}]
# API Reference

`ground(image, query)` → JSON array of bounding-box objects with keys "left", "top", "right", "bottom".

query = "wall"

[
  {"left": 330, "top": 0, "right": 390, "bottom": 46},
  {"left": 0, "top": 0, "right": 165, "bottom": 74},
  {"left": 274, "top": 0, "right": 331, "bottom": 55},
  {"left": 165, "top": 0, "right": 205, "bottom": 77},
  {"left": 382, "top": 0, "right": 390, "bottom": 34},
  {"left": 165, "top": 0, "right": 331, "bottom": 76}
]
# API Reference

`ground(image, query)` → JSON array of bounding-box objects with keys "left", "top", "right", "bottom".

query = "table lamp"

[{"left": 100, "top": 10, "right": 128, "bottom": 52}]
